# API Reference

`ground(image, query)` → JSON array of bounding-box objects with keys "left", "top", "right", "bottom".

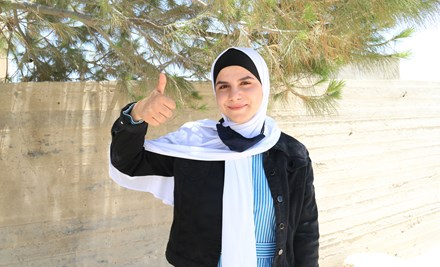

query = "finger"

[
  {"left": 158, "top": 106, "right": 173, "bottom": 119},
  {"left": 156, "top": 72, "right": 167, "bottom": 95},
  {"left": 162, "top": 97, "right": 176, "bottom": 110},
  {"left": 152, "top": 113, "right": 168, "bottom": 124},
  {"left": 147, "top": 116, "right": 160, "bottom": 127}
]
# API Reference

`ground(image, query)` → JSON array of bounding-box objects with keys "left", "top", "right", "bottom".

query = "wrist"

[
  {"left": 122, "top": 102, "right": 144, "bottom": 125},
  {"left": 130, "top": 103, "right": 143, "bottom": 121}
]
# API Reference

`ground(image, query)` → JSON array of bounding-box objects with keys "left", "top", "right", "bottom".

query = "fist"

[{"left": 131, "top": 73, "right": 176, "bottom": 126}]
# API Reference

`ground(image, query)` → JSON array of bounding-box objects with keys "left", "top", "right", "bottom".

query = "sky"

[{"left": 397, "top": 22, "right": 440, "bottom": 81}]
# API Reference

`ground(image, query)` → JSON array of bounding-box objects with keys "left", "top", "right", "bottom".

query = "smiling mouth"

[{"left": 228, "top": 104, "right": 247, "bottom": 110}]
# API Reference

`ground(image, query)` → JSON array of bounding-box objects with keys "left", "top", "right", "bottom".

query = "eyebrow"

[{"left": 215, "top": 75, "right": 256, "bottom": 86}]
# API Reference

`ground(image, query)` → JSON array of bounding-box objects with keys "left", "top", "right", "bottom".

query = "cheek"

[
  {"left": 258, "top": 93, "right": 263, "bottom": 105},
  {"left": 215, "top": 93, "right": 226, "bottom": 106},
  {"left": 253, "top": 89, "right": 263, "bottom": 106},
  {"left": 215, "top": 96, "right": 224, "bottom": 112}
]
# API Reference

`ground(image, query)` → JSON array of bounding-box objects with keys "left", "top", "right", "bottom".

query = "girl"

[{"left": 110, "top": 47, "right": 319, "bottom": 267}]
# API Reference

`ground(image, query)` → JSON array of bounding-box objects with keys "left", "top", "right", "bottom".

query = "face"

[{"left": 215, "top": 66, "right": 263, "bottom": 124}]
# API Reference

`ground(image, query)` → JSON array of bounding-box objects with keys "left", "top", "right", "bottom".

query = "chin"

[{"left": 229, "top": 117, "right": 248, "bottom": 124}]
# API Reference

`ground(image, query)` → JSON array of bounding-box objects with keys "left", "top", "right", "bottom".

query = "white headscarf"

[
  {"left": 109, "top": 47, "right": 281, "bottom": 266},
  {"left": 213, "top": 47, "right": 271, "bottom": 138}
]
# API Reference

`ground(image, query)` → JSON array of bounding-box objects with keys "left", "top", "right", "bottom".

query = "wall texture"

[
  {"left": 0, "top": 52, "right": 7, "bottom": 82},
  {"left": 0, "top": 80, "right": 439, "bottom": 266}
]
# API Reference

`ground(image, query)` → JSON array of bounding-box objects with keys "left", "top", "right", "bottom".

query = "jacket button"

[
  {"left": 270, "top": 169, "right": 276, "bottom": 176},
  {"left": 279, "top": 223, "right": 285, "bottom": 230},
  {"left": 277, "top": 195, "right": 283, "bottom": 203},
  {"left": 278, "top": 249, "right": 284, "bottom": 255}
]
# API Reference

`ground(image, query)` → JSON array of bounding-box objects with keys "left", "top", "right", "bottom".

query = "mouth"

[{"left": 227, "top": 104, "right": 247, "bottom": 110}]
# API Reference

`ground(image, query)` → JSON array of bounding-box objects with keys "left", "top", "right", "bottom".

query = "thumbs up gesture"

[{"left": 131, "top": 73, "right": 176, "bottom": 126}]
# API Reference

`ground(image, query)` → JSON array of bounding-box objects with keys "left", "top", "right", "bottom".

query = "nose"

[{"left": 228, "top": 85, "right": 242, "bottom": 101}]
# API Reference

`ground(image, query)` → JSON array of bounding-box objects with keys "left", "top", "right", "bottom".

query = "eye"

[
  {"left": 240, "top": 80, "right": 252, "bottom": 86},
  {"left": 216, "top": 84, "right": 229, "bottom": 90}
]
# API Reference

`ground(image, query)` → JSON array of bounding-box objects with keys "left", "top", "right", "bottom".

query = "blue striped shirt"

[{"left": 218, "top": 153, "right": 276, "bottom": 266}]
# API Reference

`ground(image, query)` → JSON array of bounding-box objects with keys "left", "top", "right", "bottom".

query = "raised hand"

[{"left": 131, "top": 73, "right": 176, "bottom": 126}]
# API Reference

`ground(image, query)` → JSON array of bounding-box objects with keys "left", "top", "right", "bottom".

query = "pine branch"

[
  {"left": 2, "top": 0, "right": 165, "bottom": 79},
  {"left": 2, "top": 0, "right": 440, "bottom": 113},
  {"left": 0, "top": 0, "right": 164, "bottom": 29}
]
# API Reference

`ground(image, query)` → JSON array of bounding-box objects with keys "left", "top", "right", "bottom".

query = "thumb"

[{"left": 155, "top": 72, "right": 167, "bottom": 94}]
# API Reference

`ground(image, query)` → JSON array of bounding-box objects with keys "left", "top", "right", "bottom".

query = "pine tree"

[{"left": 1, "top": 0, "right": 439, "bottom": 113}]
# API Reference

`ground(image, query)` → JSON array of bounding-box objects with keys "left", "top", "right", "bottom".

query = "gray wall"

[{"left": 0, "top": 80, "right": 439, "bottom": 266}]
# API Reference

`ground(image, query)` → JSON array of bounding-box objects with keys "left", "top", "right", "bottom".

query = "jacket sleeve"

[
  {"left": 110, "top": 103, "right": 174, "bottom": 177},
  {"left": 294, "top": 158, "right": 319, "bottom": 267}
]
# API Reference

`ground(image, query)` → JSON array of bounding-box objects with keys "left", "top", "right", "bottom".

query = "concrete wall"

[
  {"left": 0, "top": 80, "right": 439, "bottom": 266},
  {"left": 335, "top": 59, "right": 400, "bottom": 80},
  {"left": 0, "top": 51, "right": 7, "bottom": 82}
]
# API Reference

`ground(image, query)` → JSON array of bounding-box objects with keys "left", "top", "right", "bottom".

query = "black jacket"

[{"left": 110, "top": 105, "right": 319, "bottom": 267}]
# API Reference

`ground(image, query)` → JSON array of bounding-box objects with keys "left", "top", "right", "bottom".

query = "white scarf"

[{"left": 109, "top": 47, "right": 281, "bottom": 266}]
